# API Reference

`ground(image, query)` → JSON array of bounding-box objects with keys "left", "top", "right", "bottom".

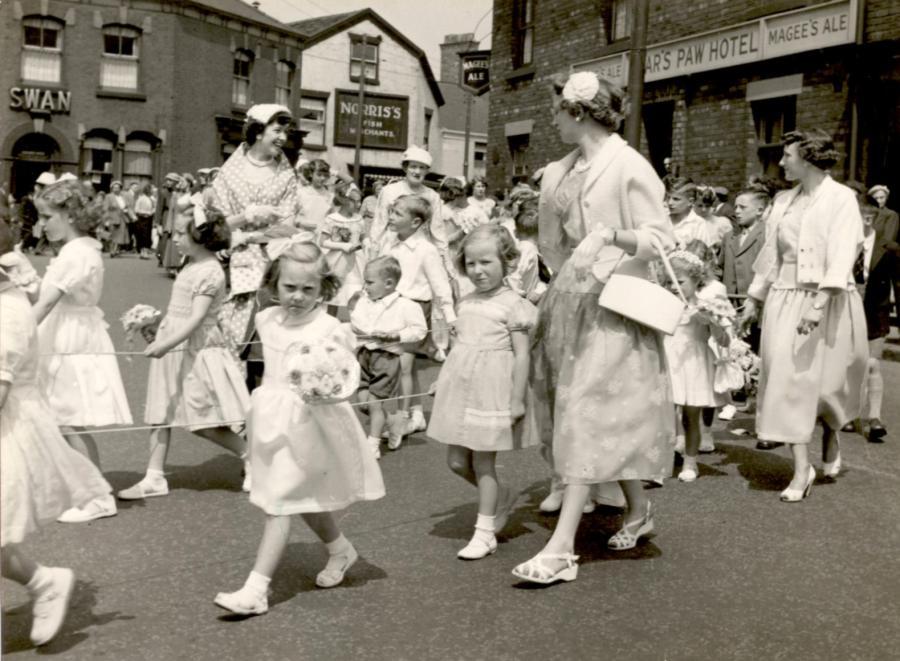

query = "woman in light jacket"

[
  {"left": 740, "top": 129, "right": 867, "bottom": 502},
  {"left": 511, "top": 72, "right": 675, "bottom": 586}
]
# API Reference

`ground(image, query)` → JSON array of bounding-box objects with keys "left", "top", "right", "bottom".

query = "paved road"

[{"left": 3, "top": 255, "right": 900, "bottom": 660}]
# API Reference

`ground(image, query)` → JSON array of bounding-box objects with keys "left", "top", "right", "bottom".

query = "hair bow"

[
  {"left": 193, "top": 204, "right": 208, "bottom": 228},
  {"left": 265, "top": 231, "right": 317, "bottom": 261}
]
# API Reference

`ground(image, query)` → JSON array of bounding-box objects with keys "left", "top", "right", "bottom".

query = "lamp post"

[
  {"left": 623, "top": 0, "right": 650, "bottom": 148},
  {"left": 352, "top": 35, "right": 368, "bottom": 185}
]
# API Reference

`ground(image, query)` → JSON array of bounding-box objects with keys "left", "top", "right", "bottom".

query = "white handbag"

[{"left": 597, "top": 236, "right": 687, "bottom": 335}]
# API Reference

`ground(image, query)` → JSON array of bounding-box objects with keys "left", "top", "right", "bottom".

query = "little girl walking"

[
  {"left": 32, "top": 180, "right": 132, "bottom": 523},
  {"left": 1, "top": 219, "right": 112, "bottom": 646},
  {"left": 663, "top": 249, "right": 733, "bottom": 482},
  {"left": 317, "top": 180, "right": 366, "bottom": 312},
  {"left": 118, "top": 207, "right": 251, "bottom": 500},
  {"left": 215, "top": 238, "right": 384, "bottom": 615},
  {"left": 427, "top": 225, "right": 537, "bottom": 559}
]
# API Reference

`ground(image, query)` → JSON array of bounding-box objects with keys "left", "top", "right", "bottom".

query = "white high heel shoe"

[
  {"left": 823, "top": 434, "right": 842, "bottom": 478},
  {"left": 780, "top": 466, "right": 816, "bottom": 502}
]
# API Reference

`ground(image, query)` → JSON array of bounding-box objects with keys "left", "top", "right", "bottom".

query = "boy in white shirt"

[
  {"left": 381, "top": 194, "right": 456, "bottom": 435},
  {"left": 350, "top": 256, "right": 427, "bottom": 457}
]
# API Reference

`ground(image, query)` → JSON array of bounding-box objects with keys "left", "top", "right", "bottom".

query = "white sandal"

[
  {"left": 511, "top": 552, "right": 579, "bottom": 584},
  {"left": 316, "top": 545, "right": 359, "bottom": 588},
  {"left": 607, "top": 502, "right": 654, "bottom": 551}
]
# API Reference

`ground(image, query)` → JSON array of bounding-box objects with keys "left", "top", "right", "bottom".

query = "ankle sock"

[
  {"left": 244, "top": 571, "right": 270, "bottom": 596},
  {"left": 475, "top": 513, "right": 496, "bottom": 534},
  {"left": 325, "top": 534, "right": 352, "bottom": 556},
  {"left": 26, "top": 565, "right": 51, "bottom": 594}
]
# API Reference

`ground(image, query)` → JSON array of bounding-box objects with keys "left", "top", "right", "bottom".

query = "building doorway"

[
  {"left": 10, "top": 132, "right": 61, "bottom": 199},
  {"left": 643, "top": 101, "right": 674, "bottom": 178}
]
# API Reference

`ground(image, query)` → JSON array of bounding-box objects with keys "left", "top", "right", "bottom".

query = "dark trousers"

[{"left": 134, "top": 215, "right": 153, "bottom": 251}]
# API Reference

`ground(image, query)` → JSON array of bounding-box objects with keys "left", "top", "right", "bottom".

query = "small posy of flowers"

[
  {"left": 121, "top": 304, "right": 162, "bottom": 346},
  {"left": 694, "top": 290, "right": 736, "bottom": 332},
  {"left": 712, "top": 336, "right": 761, "bottom": 394},
  {"left": 284, "top": 340, "right": 359, "bottom": 403}
]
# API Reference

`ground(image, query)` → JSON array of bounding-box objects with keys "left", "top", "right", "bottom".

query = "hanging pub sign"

[
  {"left": 334, "top": 90, "right": 409, "bottom": 151},
  {"left": 460, "top": 50, "right": 491, "bottom": 93},
  {"left": 9, "top": 87, "right": 72, "bottom": 113}
]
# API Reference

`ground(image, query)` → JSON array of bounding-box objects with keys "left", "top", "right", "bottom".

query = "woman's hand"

[
  {"left": 737, "top": 299, "right": 759, "bottom": 337},
  {"left": 143, "top": 340, "right": 169, "bottom": 358},
  {"left": 796, "top": 305, "right": 825, "bottom": 335},
  {"left": 571, "top": 228, "right": 613, "bottom": 280}
]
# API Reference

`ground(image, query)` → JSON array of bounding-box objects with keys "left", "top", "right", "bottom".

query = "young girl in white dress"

[
  {"left": 32, "top": 180, "right": 132, "bottom": 524},
  {"left": 117, "top": 207, "right": 251, "bottom": 500},
  {"left": 427, "top": 225, "right": 538, "bottom": 560},
  {"left": 0, "top": 220, "right": 112, "bottom": 647},
  {"left": 662, "top": 249, "right": 733, "bottom": 482},
  {"left": 317, "top": 181, "right": 365, "bottom": 312},
  {"left": 215, "top": 237, "right": 385, "bottom": 616}
]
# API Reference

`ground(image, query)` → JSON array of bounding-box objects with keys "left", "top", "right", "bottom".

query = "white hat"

[
  {"left": 246, "top": 104, "right": 291, "bottom": 125},
  {"left": 868, "top": 184, "right": 890, "bottom": 197},
  {"left": 402, "top": 146, "right": 432, "bottom": 168},
  {"left": 35, "top": 172, "right": 56, "bottom": 186},
  {"left": 57, "top": 172, "right": 78, "bottom": 182}
]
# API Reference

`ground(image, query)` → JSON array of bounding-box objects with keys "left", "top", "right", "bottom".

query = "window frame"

[
  {"left": 752, "top": 95, "right": 797, "bottom": 177},
  {"left": 21, "top": 16, "right": 64, "bottom": 84},
  {"left": 511, "top": 0, "right": 535, "bottom": 69},
  {"left": 610, "top": 0, "right": 633, "bottom": 42},
  {"left": 349, "top": 34, "right": 380, "bottom": 85},
  {"left": 298, "top": 90, "right": 329, "bottom": 149},
  {"left": 232, "top": 49, "right": 254, "bottom": 108},
  {"left": 100, "top": 24, "right": 141, "bottom": 91},
  {"left": 275, "top": 59, "right": 294, "bottom": 108}
]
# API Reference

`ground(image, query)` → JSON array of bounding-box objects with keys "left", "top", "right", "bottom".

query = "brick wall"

[{"left": 487, "top": 0, "right": 893, "bottom": 196}]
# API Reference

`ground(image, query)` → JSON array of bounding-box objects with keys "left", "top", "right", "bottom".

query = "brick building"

[
  {"left": 487, "top": 0, "right": 900, "bottom": 199},
  {"left": 1, "top": 0, "right": 304, "bottom": 198}
]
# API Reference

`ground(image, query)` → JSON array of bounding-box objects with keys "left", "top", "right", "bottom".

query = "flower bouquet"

[
  {"left": 694, "top": 290, "right": 737, "bottom": 332},
  {"left": 121, "top": 304, "right": 162, "bottom": 346},
  {"left": 710, "top": 336, "right": 761, "bottom": 394},
  {"left": 284, "top": 339, "right": 360, "bottom": 404}
]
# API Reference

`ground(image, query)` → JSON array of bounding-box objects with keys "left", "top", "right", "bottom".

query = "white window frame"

[
  {"left": 21, "top": 17, "right": 63, "bottom": 84},
  {"left": 611, "top": 0, "right": 632, "bottom": 41},
  {"left": 100, "top": 25, "right": 140, "bottom": 90},
  {"left": 350, "top": 36, "right": 379, "bottom": 84},
  {"left": 299, "top": 95, "right": 327, "bottom": 147},
  {"left": 123, "top": 138, "right": 153, "bottom": 179},
  {"left": 512, "top": 0, "right": 534, "bottom": 68},
  {"left": 275, "top": 60, "right": 293, "bottom": 107},
  {"left": 232, "top": 50, "right": 253, "bottom": 107}
]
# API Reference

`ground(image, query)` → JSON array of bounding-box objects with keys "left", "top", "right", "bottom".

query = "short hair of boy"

[
  {"left": 366, "top": 255, "right": 402, "bottom": 283},
  {"left": 393, "top": 194, "right": 431, "bottom": 224}
]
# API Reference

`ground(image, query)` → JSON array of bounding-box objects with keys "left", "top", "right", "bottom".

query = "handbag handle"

[{"left": 649, "top": 234, "right": 690, "bottom": 306}]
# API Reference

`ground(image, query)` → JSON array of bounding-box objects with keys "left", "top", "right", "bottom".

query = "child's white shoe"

[
  {"left": 57, "top": 495, "right": 117, "bottom": 523},
  {"left": 28, "top": 567, "right": 75, "bottom": 646},
  {"left": 407, "top": 408, "right": 427, "bottom": 434},
  {"left": 316, "top": 544, "right": 359, "bottom": 588},
  {"left": 457, "top": 533, "right": 497, "bottom": 560},
  {"left": 214, "top": 587, "right": 268, "bottom": 616},
  {"left": 241, "top": 458, "right": 252, "bottom": 493},
  {"left": 387, "top": 413, "right": 407, "bottom": 450},
  {"left": 117, "top": 476, "right": 169, "bottom": 501},
  {"left": 539, "top": 488, "right": 564, "bottom": 513},
  {"left": 718, "top": 404, "right": 737, "bottom": 420},
  {"left": 678, "top": 458, "right": 699, "bottom": 482}
]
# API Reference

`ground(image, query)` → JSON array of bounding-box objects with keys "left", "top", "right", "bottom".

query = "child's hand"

[
  {"left": 143, "top": 340, "right": 169, "bottom": 358},
  {"left": 510, "top": 399, "right": 526, "bottom": 422}
]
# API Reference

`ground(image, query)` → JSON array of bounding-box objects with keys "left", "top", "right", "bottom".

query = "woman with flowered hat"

[{"left": 511, "top": 71, "right": 675, "bottom": 585}]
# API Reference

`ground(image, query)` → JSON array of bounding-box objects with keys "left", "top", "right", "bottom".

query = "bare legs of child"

[
  {"left": 678, "top": 406, "right": 702, "bottom": 482},
  {"left": 399, "top": 352, "right": 427, "bottom": 435},
  {"left": 214, "top": 512, "right": 358, "bottom": 615},
  {"left": 117, "top": 426, "right": 248, "bottom": 500},
  {"left": 56, "top": 428, "right": 117, "bottom": 523},
  {"left": 2, "top": 544, "right": 74, "bottom": 646},
  {"left": 447, "top": 447, "right": 517, "bottom": 559},
  {"left": 512, "top": 480, "right": 652, "bottom": 584}
]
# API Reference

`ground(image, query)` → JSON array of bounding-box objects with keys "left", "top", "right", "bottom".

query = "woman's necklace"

[{"left": 246, "top": 152, "right": 274, "bottom": 167}]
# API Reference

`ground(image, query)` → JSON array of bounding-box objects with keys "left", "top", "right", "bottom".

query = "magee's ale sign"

[{"left": 460, "top": 50, "right": 490, "bottom": 93}]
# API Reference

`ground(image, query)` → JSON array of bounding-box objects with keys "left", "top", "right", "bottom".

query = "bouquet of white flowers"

[
  {"left": 694, "top": 290, "right": 736, "bottom": 331},
  {"left": 710, "top": 336, "right": 761, "bottom": 394},
  {"left": 284, "top": 339, "right": 360, "bottom": 403},
  {"left": 121, "top": 304, "right": 162, "bottom": 346}
]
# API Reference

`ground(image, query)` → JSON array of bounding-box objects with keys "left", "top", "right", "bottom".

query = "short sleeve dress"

[
  {"left": 37, "top": 237, "right": 133, "bottom": 427},
  {"left": 247, "top": 307, "right": 385, "bottom": 515},
  {"left": 144, "top": 259, "right": 250, "bottom": 430},
  {"left": 427, "top": 287, "right": 538, "bottom": 452},
  {"left": 2, "top": 283, "right": 112, "bottom": 545},
  {"left": 318, "top": 212, "right": 366, "bottom": 307}
]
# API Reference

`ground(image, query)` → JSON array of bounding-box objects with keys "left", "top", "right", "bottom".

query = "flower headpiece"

[
  {"left": 562, "top": 72, "right": 601, "bottom": 105},
  {"left": 669, "top": 250, "right": 705, "bottom": 270},
  {"left": 265, "top": 231, "right": 317, "bottom": 261}
]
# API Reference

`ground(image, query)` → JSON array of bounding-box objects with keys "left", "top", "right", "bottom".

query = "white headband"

[{"left": 265, "top": 231, "right": 317, "bottom": 261}]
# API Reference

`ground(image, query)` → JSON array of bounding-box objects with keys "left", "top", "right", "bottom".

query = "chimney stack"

[{"left": 439, "top": 33, "right": 479, "bottom": 84}]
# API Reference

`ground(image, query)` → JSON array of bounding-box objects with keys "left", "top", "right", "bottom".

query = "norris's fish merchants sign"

[{"left": 334, "top": 90, "right": 409, "bottom": 151}]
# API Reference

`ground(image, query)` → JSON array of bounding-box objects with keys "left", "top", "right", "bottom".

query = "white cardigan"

[
  {"left": 538, "top": 133, "right": 673, "bottom": 287},
  {"left": 748, "top": 176, "right": 862, "bottom": 300}
]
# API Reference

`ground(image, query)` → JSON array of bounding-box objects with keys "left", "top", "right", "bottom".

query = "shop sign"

[
  {"left": 460, "top": 50, "right": 491, "bottom": 92},
  {"left": 9, "top": 87, "right": 72, "bottom": 113},
  {"left": 334, "top": 90, "right": 408, "bottom": 151},
  {"left": 573, "top": 0, "right": 856, "bottom": 85}
]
